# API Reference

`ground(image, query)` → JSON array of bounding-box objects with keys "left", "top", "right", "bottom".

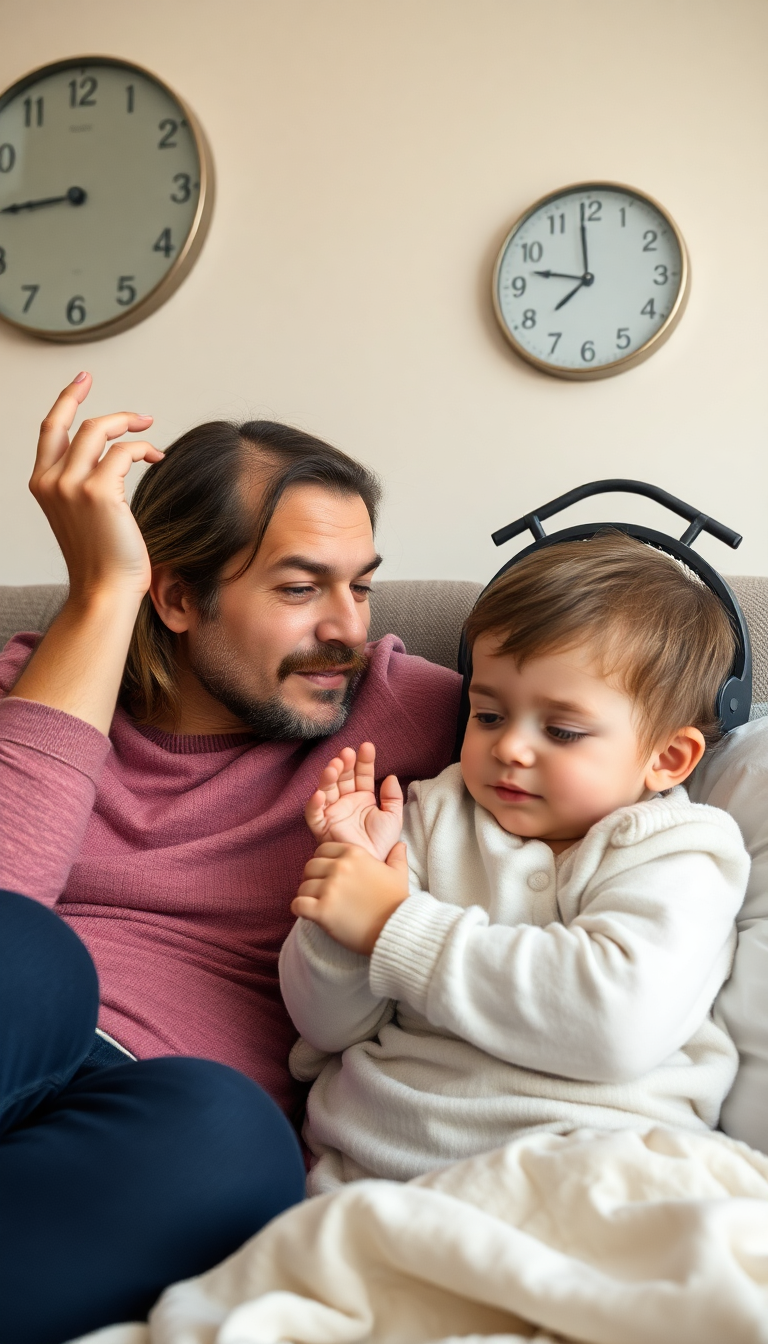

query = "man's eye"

[
  {"left": 282, "top": 586, "right": 315, "bottom": 597},
  {"left": 546, "top": 726, "right": 587, "bottom": 743},
  {"left": 352, "top": 584, "right": 373, "bottom": 598}
]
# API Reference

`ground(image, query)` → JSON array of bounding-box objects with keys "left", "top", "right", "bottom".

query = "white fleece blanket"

[{"left": 74, "top": 1126, "right": 768, "bottom": 1344}]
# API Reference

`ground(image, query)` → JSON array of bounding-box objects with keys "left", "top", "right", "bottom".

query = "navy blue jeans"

[{"left": 0, "top": 890, "right": 305, "bottom": 1344}]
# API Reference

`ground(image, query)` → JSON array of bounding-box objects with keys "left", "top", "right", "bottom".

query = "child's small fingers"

[
  {"left": 302, "top": 856, "right": 337, "bottom": 880},
  {"left": 291, "top": 895, "right": 321, "bottom": 920},
  {"left": 354, "top": 742, "right": 377, "bottom": 792},
  {"left": 380, "top": 773, "right": 403, "bottom": 810}
]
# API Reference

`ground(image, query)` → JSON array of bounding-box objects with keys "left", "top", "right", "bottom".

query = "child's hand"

[
  {"left": 292, "top": 841, "right": 410, "bottom": 955},
  {"left": 304, "top": 742, "right": 403, "bottom": 860}
]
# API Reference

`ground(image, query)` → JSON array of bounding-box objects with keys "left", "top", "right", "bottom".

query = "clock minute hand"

[
  {"left": 0, "top": 186, "right": 87, "bottom": 215},
  {"left": 533, "top": 269, "right": 584, "bottom": 281}
]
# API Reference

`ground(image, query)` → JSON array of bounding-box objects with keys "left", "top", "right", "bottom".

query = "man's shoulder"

[
  {"left": 348, "top": 635, "right": 462, "bottom": 782},
  {"left": 0, "top": 631, "right": 40, "bottom": 696},
  {"left": 364, "top": 634, "right": 462, "bottom": 704}
]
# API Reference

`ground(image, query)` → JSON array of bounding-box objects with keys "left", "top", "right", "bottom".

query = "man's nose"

[{"left": 314, "top": 588, "right": 370, "bottom": 650}]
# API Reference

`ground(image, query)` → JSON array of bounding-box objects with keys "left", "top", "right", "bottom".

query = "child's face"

[{"left": 462, "top": 635, "right": 673, "bottom": 850}]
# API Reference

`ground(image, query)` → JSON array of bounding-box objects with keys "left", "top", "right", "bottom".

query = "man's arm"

[{"left": 8, "top": 373, "right": 162, "bottom": 735}]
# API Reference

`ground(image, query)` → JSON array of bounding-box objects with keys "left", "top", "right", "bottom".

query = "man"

[{"left": 0, "top": 374, "right": 460, "bottom": 1342}]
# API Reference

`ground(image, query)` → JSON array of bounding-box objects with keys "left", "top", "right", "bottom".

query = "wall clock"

[
  {"left": 492, "top": 182, "right": 689, "bottom": 380},
  {"left": 0, "top": 56, "right": 214, "bottom": 341}
]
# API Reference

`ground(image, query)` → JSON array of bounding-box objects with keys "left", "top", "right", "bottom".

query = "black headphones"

[{"left": 455, "top": 479, "right": 752, "bottom": 753}]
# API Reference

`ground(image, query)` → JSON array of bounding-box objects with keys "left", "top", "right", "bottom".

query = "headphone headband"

[{"left": 455, "top": 481, "right": 752, "bottom": 755}]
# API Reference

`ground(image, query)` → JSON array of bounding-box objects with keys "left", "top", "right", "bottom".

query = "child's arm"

[
  {"left": 364, "top": 812, "right": 748, "bottom": 1083},
  {"left": 279, "top": 914, "right": 393, "bottom": 1055},
  {"left": 305, "top": 742, "right": 403, "bottom": 860}
]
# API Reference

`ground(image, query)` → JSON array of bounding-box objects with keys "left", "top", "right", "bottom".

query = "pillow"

[{"left": 688, "top": 717, "right": 768, "bottom": 1152}]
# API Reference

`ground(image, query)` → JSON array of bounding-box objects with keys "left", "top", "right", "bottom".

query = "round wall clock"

[
  {"left": 492, "top": 182, "right": 689, "bottom": 380},
  {"left": 0, "top": 56, "right": 214, "bottom": 341}
]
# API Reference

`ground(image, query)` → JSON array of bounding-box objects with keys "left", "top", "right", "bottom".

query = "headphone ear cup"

[
  {"left": 716, "top": 675, "right": 751, "bottom": 734},
  {"left": 452, "top": 632, "right": 472, "bottom": 761}
]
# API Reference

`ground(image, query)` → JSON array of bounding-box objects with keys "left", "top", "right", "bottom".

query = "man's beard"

[{"left": 189, "top": 630, "right": 368, "bottom": 742}]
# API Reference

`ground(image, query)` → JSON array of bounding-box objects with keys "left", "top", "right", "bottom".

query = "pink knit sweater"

[{"left": 0, "top": 633, "right": 460, "bottom": 1118}]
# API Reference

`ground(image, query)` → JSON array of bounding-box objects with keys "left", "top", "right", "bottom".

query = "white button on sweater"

[{"left": 279, "top": 764, "right": 749, "bottom": 1193}]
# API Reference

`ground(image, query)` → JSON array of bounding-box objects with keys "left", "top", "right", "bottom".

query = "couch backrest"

[{"left": 1, "top": 577, "right": 767, "bottom": 701}]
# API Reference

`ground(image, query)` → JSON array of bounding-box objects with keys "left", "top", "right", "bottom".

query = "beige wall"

[{"left": 1, "top": 0, "right": 767, "bottom": 587}]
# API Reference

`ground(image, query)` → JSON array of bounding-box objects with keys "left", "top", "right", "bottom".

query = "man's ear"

[
  {"left": 149, "top": 565, "right": 193, "bottom": 634},
  {"left": 645, "top": 726, "right": 706, "bottom": 792}
]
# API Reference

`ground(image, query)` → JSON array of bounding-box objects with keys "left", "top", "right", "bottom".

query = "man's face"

[{"left": 180, "top": 484, "right": 381, "bottom": 739}]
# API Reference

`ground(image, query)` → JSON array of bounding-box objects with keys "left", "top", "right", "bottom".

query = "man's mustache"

[{"left": 277, "top": 645, "right": 368, "bottom": 682}]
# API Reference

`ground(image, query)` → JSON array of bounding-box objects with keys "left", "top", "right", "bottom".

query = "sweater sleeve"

[
  {"left": 369, "top": 810, "right": 748, "bottom": 1085},
  {"left": 0, "top": 635, "right": 111, "bottom": 906},
  {"left": 278, "top": 917, "right": 393, "bottom": 1054},
  {"left": 278, "top": 787, "right": 432, "bottom": 1054}
]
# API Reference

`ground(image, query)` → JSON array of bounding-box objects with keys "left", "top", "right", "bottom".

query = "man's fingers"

[
  {"left": 34, "top": 372, "right": 93, "bottom": 476},
  {"left": 354, "top": 741, "right": 376, "bottom": 793},
  {"left": 317, "top": 758, "right": 344, "bottom": 805},
  {"left": 88, "top": 439, "right": 163, "bottom": 486},
  {"left": 380, "top": 773, "right": 403, "bottom": 813},
  {"left": 386, "top": 841, "right": 409, "bottom": 876},
  {"left": 59, "top": 412, "right": 155, "bottom": 484}
]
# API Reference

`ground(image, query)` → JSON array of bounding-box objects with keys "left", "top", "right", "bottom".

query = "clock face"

[
  {"left": 493, "top": 184, "right": 689, "bottom": 379},
  {"left": 0, "top": 57, "right": 213, "bottom": 340}
]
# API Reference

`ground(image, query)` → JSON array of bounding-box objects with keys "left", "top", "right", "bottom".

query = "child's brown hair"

[{"left": 463, "top": 530, "right": 737, "bottom": 751}]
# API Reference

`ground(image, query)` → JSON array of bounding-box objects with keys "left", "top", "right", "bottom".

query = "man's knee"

[
  {"left": 72, "top": 1055, "right": 306, "bottom": 1225},
  {"left": 0, "top": 891, "right": 98, "bottom": 1127}
]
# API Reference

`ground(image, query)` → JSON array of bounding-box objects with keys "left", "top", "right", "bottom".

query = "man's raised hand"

[
  {"left": 31, "top": 372, "right": 163, "bottom": 601},
  {"left": 304, "top": 741, "right": 403, "bottom": 860}
]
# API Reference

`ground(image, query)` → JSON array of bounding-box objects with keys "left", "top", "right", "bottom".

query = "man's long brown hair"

[
  {"left": 463, "top": 531, "right": 737, "bottom": 751},
  {"left": 122, "top": 420, "right": 381, "bottom": 727}
]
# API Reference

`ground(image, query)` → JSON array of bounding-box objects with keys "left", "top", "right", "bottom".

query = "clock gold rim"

[
  {"left": 0, "top": 55, "right": 216, "bottom": 344},
  {"left": 491, "top": 180, "right": 690, "bottom": 381}
]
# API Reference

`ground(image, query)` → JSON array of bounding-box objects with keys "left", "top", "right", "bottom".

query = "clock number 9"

[
  {"left": 511, "top": 276, "right": 526, "bottom": 298},
  {"left": 66, "top": 295, "right": 86, "bottom": 326}
]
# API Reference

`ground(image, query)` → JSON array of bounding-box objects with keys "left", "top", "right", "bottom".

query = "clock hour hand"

[
  {"left": 0, "top": 186, "right": 87, "bottom": 215},
  {"left": 533, "top": 269, "right": 584, "bottom": 281},
  {"left": 554, "top": 278, "right": 587, "bottom": 311}
]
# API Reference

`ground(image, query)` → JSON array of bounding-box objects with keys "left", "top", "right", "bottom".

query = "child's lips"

[{"left": 493, "top": 782, "right": 541, "bottom": 803}]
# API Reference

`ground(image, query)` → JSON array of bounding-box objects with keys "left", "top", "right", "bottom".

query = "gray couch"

[{"left": 1, "top": 577, "right": 768, "bottom": 701}]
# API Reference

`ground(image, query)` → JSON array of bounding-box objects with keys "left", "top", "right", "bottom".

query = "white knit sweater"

[{"left": 279, "top": 765, "right": 749, "bottom": 1193}]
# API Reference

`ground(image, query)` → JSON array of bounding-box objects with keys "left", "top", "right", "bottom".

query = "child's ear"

[{"left": 644, "top": 726, "right": 706, "bottom": 792}]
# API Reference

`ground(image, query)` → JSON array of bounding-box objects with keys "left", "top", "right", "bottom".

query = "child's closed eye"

[{"left": 546, "top": 725, "right": 588, "bottom": 743}]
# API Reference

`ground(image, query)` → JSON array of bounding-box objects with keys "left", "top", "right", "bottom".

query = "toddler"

[{"left": 279, "top": 532, "right": 750, "bottom": 1193}]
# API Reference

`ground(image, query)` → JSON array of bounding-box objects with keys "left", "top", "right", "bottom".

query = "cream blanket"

[{"left": 75, "top": 1127, "right": 768, "bottom": 1344}]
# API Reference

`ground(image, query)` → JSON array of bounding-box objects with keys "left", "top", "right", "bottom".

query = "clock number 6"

[
  {"left": 116, "top": 276, "right": 137, "bottom": 307},
  {"left": 66, "top": 295, "right": 86, "bottom": 326},
  {"left": 580, "top": 341, "right": 595, "bottom": 363}
]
